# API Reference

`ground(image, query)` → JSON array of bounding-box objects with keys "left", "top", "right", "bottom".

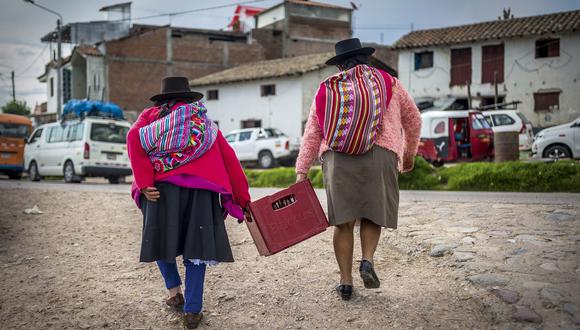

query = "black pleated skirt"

[{"left": 139, "top": 182, "right": 234, "bottom": 263}]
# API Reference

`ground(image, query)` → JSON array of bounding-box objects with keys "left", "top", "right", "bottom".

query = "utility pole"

[
  {"left": 56, "top": 18, "right": 62, "bottom": 119},
  {"left": 23, "top": 0, "right": 63, "bottom": 119},
  {"left": 11, "top": 71, "right": 15, "bottom": 102}
]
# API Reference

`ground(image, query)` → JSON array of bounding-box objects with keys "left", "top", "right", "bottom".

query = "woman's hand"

[
  {"left": 142, "top": 187, "right": 160, "bottom": 202},
  {"left": 296, "top": 173, "right": 308, "bottom": 183},
  {"left": 241, "top": 208, "right": 253, "bottom": 224},
  {"left": 403, "top": 155, "right": 415, "bottom": 172}
]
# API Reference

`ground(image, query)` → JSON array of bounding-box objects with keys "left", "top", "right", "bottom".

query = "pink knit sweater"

[{"left": 296, "top": 76, "right": 422, "bottom": 174}]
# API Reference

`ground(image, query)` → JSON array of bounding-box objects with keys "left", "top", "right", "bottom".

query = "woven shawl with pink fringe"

[
  {"left": 139, "top": 102, "right": 218, "bottom": 172},
  {"left": 316, "top": 65, "right": 392, "bottom": 155}
]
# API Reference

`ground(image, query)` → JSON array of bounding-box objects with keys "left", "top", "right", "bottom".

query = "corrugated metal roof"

[{"left": 393, "top": 9, "right": 580, "bottom": 49}]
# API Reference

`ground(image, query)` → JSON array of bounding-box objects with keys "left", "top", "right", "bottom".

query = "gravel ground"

[{"left": 0, "top": 187, "right": 498, "bottom": 329}]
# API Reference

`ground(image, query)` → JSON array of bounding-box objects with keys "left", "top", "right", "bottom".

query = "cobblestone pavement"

[{"left": 0, "top": 180, "right": 578, "bottom": 329}]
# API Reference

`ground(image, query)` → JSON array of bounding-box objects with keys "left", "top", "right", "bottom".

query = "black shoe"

[
  {"left": 335, "top": 284, "right": 353, "bottom": 300},
  {"left": 359, "top": 260, "right": 380, "bottom": 289}
]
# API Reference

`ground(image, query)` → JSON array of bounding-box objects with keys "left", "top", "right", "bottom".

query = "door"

[
  {"left": 87, "top": 121, "right": 130, "bottom": 168},
  {"left": 43, "top": 125, "right": 66, "bottom": 175},
  {"left": 235, "top": 130, "right": 256, "bottom": 161},
  {"left": 469, "top": 113, "right": 493, "bottom": 161},
  {"left": 429, "top": 118, "right": 451, "bottom": 161},
  {"left": 25, "top": 127, "right": 44, "bottom": 170}
]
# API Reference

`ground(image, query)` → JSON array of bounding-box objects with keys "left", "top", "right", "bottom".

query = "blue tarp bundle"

[{"left": 63, "top": 100, "right": 124, "bottom": 119}]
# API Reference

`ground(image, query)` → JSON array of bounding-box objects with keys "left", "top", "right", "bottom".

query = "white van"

[{"left": 24, "top": 117, "right": 132, "bottom": 183}]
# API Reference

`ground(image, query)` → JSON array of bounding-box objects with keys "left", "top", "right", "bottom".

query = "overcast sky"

[{"left": 1, "top": 0, "right": 579, "bottom": 109}]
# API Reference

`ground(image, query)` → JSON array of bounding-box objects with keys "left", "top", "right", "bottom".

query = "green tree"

[{"left": 1, "top": 100, "right": 31, "bottom": 116}]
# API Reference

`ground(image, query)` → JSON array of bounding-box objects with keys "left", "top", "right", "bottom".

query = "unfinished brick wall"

[
  {"left": 106, "top": 28, "right": 167, "bottom": 59},
  {"left": 251, "top": 29, "right": 284, "bottom": 60},
  {"left": 287, "top": 16, "right": 351, "bottom": 40}
]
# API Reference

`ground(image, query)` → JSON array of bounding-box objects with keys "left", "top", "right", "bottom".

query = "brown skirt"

[{"left": 322, "top": 146, "right": 399, "bottom": 228}]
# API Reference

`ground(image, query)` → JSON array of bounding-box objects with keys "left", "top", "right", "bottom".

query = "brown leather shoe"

[
  {"left": 166, "top": 292, "right": 184, "bottom": 309},
  {"left": 183, "top": 312, "right": 203, "bottom": 329}
]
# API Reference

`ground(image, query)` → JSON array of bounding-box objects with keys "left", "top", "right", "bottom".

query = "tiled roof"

[
  {"left": 393, "top": 9, "right": 580, "bottom": 49},
  {"left": 190, "top": 52, "right": 333, "bottom": 86}
]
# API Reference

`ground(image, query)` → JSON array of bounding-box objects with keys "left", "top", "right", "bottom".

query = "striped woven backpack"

[{"left": 316, "top": 65, "right": 392, "bottom": 155}]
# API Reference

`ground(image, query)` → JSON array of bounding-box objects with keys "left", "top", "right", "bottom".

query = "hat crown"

[
  {"left": 334, "top": 38, "right": 364, "bottom": 56},
  {"left": 160, "top": 77, "right": 192, "bottom": 94}
]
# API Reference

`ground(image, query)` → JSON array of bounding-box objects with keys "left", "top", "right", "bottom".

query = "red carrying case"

[{"left": 245, "top": 180, "right": 329, "bottom": 256}]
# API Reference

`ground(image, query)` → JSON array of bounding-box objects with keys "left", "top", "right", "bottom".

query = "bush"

[
  {"left": 244, "top": 159, "right": 580, "bottom": 193},
  {"left": 1, "top": 100, "right": 30, "bottom": 116},
  {"left": 398, "top": 156, "right": 442, "bottom": 190},
  {"left": 439, "top": 160, "right": 580, "bottom": 192}
]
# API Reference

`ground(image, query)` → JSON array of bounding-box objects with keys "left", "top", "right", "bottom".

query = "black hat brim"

[
  {"left": 325, "top": 47, "right": 375, "bottom": 65},
  {"left": 150, "top": 91, "right": 204, "bottom": 102}
]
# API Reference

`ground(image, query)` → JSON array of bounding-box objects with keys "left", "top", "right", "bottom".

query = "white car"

[
  {"left": 24, "top": 117, "right": 132, "bottom": 183},
  {"left": 225, "top": 128, "right": 293, "bottom": 168},
  {"left": 482, "top": 110, "right": 534, "bottom": 150},
  {"left": 532, "top": 117, "right": 580, "bottom": 159}
]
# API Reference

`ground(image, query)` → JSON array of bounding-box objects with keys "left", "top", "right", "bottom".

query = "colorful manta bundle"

[
  {"left": 139, "top": 102, "right": 218, "bottom": 172},
  {"left": 317, "top": 65, "right": 392, "bottom": 155}
]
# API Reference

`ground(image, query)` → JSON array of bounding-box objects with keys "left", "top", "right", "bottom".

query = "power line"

[
  {"left": 111, "top": 0, "right": 269, "bottom": 23},
  {"left": 16, "top": 43, "right": 49, "bottom": 77}
]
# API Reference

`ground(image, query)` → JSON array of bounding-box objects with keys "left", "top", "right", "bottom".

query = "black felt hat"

[
  {"left": 326, "top": 38, "right": 375, "bottom": 65},
  {"left": 150, "top": 76, "right": 204, "bottom": 102}
]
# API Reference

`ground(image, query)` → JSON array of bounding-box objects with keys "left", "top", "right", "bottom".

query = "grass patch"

[{"left": 245, "top": 158, "right": 580, "bottom": 192}]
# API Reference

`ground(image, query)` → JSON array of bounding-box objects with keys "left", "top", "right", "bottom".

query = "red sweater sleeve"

[
  {"left": 217, "top": 131, "right": 251, "bottom": 208},
  {"left": 127, "top": 108, "right": 155, "bottom": 191}
]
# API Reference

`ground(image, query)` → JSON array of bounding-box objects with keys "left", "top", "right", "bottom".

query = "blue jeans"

[{"left": 156, "top": 259, "right": 206, "bottom": 313}]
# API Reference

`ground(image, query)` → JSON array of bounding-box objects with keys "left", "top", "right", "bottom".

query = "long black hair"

[
  {"left": 336, "top": 54, "right": 370, "bottom": 71},
  {"left": 154, "top": 97, "right": 195, "bottom": 119}
]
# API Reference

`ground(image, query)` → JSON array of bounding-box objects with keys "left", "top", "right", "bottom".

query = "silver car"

[{"left": 531, "top": 117, "right": 580, "bottom": 159}]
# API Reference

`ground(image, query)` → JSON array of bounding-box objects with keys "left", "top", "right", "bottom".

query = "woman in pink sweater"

[{"left": 295, "top": 38, "right": 421, "bottom": 300}]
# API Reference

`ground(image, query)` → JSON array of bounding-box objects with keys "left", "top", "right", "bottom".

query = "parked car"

[
  {"left": 0, "top": 113, "right": 32, "bottom": 179},
  {"left": 482, "top": 110, "right": 534, "bottom": 150},
  {"left": 531, "top": 117, "right": 580, "bottom": 159},
  {"left": 24, "top": 117, "right": 132, "bottom": 183},
  {"left": 224, "top": 128, "right": 293, "bottom": 168},
  {"left": 418, "top": 110, "right": 494, "bottom": 166}
]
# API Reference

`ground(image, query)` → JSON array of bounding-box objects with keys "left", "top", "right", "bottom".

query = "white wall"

[
  {"left": 301, "top": 67, "right": 337, "bottom": 122},
  {"left": 195, "top": 76, "right": 304, "bottom": 140},
  {"left": 86, "top": 56, "right": 106, "bottom": 100},
  {"left": 398, "top": 32, "right": 580, "bottom": 127},
  {"left": 256, "top": 5, "right": 285, "bottom": 29}
]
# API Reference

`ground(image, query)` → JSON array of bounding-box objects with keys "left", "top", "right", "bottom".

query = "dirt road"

[{"left": 0, "top": 187, "right": 500, "bottom": 329}]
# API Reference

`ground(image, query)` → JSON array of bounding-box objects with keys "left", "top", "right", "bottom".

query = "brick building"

[{"left": 37, "top": 0, "right": 397, "bottom": 119}]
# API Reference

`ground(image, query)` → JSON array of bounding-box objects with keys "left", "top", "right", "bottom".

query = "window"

[
  {"left": 50, "top": 77, "right": 54, "bottom": 97},
  {"left": 471, "top": 114, "right": 490, "bottom": 130},
  {"left": 263, "top": 128, "right": 285, "bottom": 138},
  {"left": 238, "top": 131, "right": 253, "bottom": 141},
  {"left": 433, "top": 121, "right": 446, "bottom": 134},
  {"left": 28, "top": 128, "right": 43, "bottom": 144},
  {"left": 225, "top": 134, "right": 237, "bottom": 143},
  {"left": 63, "top": 69, "right": 71, "bottom": 104},
  {"left": 492, "top": 114, "right": 516, "bottom": 126},
  {"left": 534, "top": 92, "right": 559, "bottom": 112},
  {"left": 0, "top": 123, "right": 30, "bottom": 139},
  {"left": 536, "top": 38, "right": 559, "bottom": 58},
  {"left": 48, "top": 126, "right": 64, "bottom": 143},
  {"left": 90, "top": 123, "right": 128, "bottom": 144},
  {"left": 450, "top": 48, "right": 471, "bottom": 86},
  {"left": 260, "top": 84, "right": 276, "bottom": 97},
  {"left": 484, "top": 116, "right": 493, "bottom": 127},
  {"left": 207, "top": 90, "right": 219, "bottom": 100},
  {"left": 482, "top": 44, "right": 504, "bottom": 84},
  {"left": 66, "top": 122, "right": 85, "bottom": 141},
  {"left": 414, "top": 51, "right": 433, "bottom": 70},
  {"left": 241, "top": 119, "right": 262, "bottom": 128}
]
